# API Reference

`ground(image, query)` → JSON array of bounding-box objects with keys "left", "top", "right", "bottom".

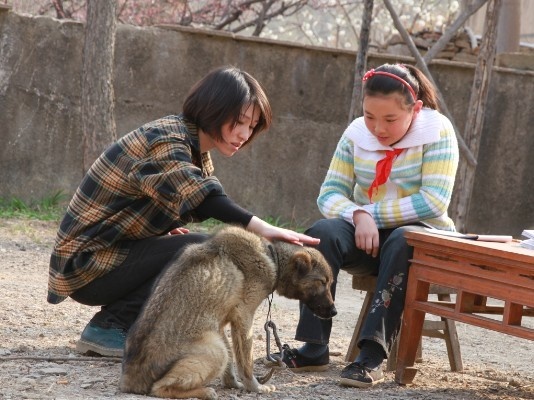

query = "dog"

[{"left": 119, "top": 225, "right": 336, "bottom": 400}]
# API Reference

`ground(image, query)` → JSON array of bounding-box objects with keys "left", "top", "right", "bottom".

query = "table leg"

[
  {"left": 395, "top": 269, "right": 428, "bottom": 384},
  {"left": 395, "top": 306, "right": 425, "bottom": 384}
]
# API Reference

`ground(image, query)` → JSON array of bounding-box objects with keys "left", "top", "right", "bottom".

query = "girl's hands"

[
  {"left": 246, "top": 216, "right": 320, "bottom": 246},
  {"left": 353, "top": 210, "right": 379, "bottom": 257}
]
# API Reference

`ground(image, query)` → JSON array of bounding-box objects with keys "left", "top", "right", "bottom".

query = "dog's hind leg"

[
  {"left": 231, "top": 310, "right": 275, "bottom": 394},
  {"left": 150, "top": 332, "right": 227, "bottom": 400},
  {"left": 220, "top": 328, "right": 244, "bottom": 390}
]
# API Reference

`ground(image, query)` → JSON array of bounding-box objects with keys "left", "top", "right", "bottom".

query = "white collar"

[{"left": 345, "top": 108, "right": 443, "bottom": 151}]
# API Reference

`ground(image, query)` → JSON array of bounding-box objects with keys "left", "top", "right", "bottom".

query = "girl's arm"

[{"left": 317, "top": 135, "right": 362, "bottom": 223}]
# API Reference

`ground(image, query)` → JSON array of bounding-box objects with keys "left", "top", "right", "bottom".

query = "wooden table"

[{"left": 395, "top": 230, "right": 534, "bottom": 384}]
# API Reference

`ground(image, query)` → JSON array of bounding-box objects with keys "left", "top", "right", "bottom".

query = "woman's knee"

[{"left": 305, "top": 218, "right": 351, "bottom": 241}]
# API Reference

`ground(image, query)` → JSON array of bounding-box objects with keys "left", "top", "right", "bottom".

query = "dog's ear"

[{"left": 293, "top": 252, "right": 312, "bottom": 276}]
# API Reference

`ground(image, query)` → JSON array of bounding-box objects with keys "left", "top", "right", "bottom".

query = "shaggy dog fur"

[{"left": 120, "top": 225, "right": 336, "bottom": 399}]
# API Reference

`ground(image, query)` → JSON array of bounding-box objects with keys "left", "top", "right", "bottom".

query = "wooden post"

[
  {"left": 450, "top": 0, "right": 502, "bottom": 232},
  {"left": 348, "top": 0, "right": 374, "bottom": 124},
  {"left": 382, "top": 0, "right": 477, "bottom": 168}
]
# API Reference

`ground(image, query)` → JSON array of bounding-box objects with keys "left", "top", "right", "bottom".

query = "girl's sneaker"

[
  {"left": 266, "top": 344, "right": 329, "bottom": 372},
  {"left": 339, "top": 361, "right": 384, "bottom": 388}
]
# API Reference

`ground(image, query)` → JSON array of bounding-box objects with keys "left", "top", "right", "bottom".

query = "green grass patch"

[
  {"left": 0, "top": 191, "right": 67, "bottom": 221},
  {"left": 0, "top": 192, "right": 306, "bottom": 233}
]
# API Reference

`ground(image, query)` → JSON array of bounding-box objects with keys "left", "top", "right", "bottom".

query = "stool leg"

[
  {"left": 443, "top": 317, "right": 463, "bottom": 371},
  {"left": 439, "top": 294, "right": 463, "bottom": 371},
  {"left": 345, "top": 291, "right": 373, "bottom": 362}
]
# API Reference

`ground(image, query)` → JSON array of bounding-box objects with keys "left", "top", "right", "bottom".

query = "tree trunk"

[
  {"left": 450, "top": 0, "right": 502, "bottom": 232},
  {"left": 82, "top": 1, "right": 117, "bottom": 173},
  {"left": 496, "top": 0, "right": 520, "bottom": 54},
  {"left": 348, "top": 0, "right": 373, "bottom": 124}
]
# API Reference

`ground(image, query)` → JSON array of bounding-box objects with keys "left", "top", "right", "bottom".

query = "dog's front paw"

[
  {"left": 256, "top": 383, "right": 276, "bottom": 393},
  {"left": 204, "top": 387, "right": 218, "bottom": 400},
  {"left": 222, "top": 368, "right": 244, "bottom": 389},
  {"left": 223, "top": 377, "right": 244, "bottom": 390}
]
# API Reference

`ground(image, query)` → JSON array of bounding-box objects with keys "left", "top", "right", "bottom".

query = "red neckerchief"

[{"left": 367, "top": 148, "right": 404, "bottom": 203}]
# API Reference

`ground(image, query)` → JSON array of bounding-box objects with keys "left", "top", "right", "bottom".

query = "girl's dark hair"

[
  {"left": 182, "top": 66, "right": 272, "bottom": 147},
  {"left": 363, "top": 63, "right": 439, "bottom": 110}
]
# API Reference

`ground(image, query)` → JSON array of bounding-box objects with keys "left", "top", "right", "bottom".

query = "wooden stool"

[{"left": 344, "top": 273, "right": 463, "bottom": 372}]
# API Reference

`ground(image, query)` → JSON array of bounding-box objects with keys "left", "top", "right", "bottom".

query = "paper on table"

[
  {"left": 424, "top": 228, "right": 513, "bottom": 243},
  {"left": 520, "top": 230, "right": 534, "bottom": 249}
]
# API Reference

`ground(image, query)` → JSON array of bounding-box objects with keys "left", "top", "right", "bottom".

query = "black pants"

[
  {"left": 70, "top": 233, "right": 209, "bottom": 331},
  {"left": 295, "top": 218, "right": 424, "bottom": 358}
]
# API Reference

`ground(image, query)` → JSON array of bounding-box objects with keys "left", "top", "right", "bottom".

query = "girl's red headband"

[{"left": 362, "top": 69, "right": 417, "bottom": 102}]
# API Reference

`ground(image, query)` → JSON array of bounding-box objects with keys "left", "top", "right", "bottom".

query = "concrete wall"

[{"left": 1, "top": 11, "right": 533, "bottom": 236}]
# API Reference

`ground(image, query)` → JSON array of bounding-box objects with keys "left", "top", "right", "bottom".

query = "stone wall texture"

[{"left": 1, "top": 10, "right": 533, "bottom": 236}]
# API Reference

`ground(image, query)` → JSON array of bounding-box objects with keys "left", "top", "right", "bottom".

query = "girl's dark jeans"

[{"left": 295, "top": 218, "right": 425, "bottom": 358}]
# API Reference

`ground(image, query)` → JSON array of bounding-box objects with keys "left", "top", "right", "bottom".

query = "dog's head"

[{"left": 275, "top": 245, "right": 337, "bottom": 320}]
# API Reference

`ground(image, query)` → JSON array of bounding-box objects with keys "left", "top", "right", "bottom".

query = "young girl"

[
  {"left": 48, "top": 66, "right": 319, "bottom": 357},
  {"left": 276, "top": 63, "right": 459, "bottom": 388}
]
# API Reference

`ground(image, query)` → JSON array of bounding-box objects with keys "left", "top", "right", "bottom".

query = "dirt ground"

[{"left": 0, "top": 217, "right": 533, "bottom": 400}]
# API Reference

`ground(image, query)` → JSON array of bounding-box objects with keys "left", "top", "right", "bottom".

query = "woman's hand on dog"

[{"left": 247, "top": 216, "right": 320, "bottom": 246}]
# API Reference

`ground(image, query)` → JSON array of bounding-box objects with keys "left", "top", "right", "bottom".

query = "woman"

[
  {"left": 276, "top": 63, "right": 459, "bottom": 388},
  {"left": 48, "top": 66, "right": 319, "bottom": 357}
]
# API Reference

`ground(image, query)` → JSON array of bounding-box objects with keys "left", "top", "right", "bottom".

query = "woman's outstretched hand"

[
  {"left": 246, "top": 216, "right": 320, "bottom": 246},
  {"left": 167, "top": 227, "right": 190, "bottom": 235}
]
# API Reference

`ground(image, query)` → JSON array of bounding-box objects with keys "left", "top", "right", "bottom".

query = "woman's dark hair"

[
  {"left": 363, "top": 63, "right": 439, "bottom": 110},
  {"left": 182, "top": 66, "right": 272, "bottom": 147}
]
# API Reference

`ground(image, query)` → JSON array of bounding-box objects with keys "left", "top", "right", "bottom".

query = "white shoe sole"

[
  {"left": 339, "top": 375, "right": 384, "bottom": 388},
  {"left": 76, "top": 339, "right": 123, "bottom": 358}
]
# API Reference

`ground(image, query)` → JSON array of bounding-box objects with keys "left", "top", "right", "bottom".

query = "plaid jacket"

[{"left": 48, "top": 115, "right": 223, "bottom": 304}]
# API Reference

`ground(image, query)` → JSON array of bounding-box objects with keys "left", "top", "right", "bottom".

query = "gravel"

[{"left": 0, "top": 218, "right": 532, "bottom": 399}]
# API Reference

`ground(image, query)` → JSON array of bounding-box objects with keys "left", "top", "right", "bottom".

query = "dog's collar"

[
  {"left": 267, "top": 244, "right": 278, "bottom": 265},
  {"left": 267, "top": 243, "right": 280, "bottom": 292}
]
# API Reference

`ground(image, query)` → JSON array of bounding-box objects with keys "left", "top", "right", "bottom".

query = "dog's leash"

[
  {"left": 257, "top": 293, "right": 287, "bottom": 384},
  {"left": 264, "top": 320, "right": 285, "bottom": 365},
  {"left": 264, "top": 292, "right": 286, "bottom": 366}
]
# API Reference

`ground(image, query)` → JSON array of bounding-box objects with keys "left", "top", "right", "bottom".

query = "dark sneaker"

[
  {"left": 265, "top": 345, "right": 329, "bottom": 372},
  {"left": 76, "top": 323, "right": 126, "bottom": 357},
  {"left": 339, "top": 362, "right": 384, "bottom": 388}
]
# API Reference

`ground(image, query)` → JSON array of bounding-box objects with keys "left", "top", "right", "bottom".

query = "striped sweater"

[{"left": 317, "top": 108, "right": 459, "bottom": 230}]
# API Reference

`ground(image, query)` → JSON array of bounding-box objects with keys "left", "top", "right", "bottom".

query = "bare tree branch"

[
  {"left": 383, "top": 0, "right": 477, "bottom": 167},
  {"left": 421, "top": 0, "right": 488, "bottom": 65},
  {"left": 51, "top": 0, "right": 69, "bottom": 19},
  {"left": 252, "top": 0, "right": 276, "bottom": 36},
  {"left": 227, "top": 0, "right": 309, "bottom": 34}
]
